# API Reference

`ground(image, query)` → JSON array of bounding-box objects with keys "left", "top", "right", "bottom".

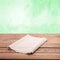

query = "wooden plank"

[
  {"left": 36, "top": 47, "right": 60, "bottom": 53},
  {"left": 0, "top": 40, "right": 60, "bottom": 48},
  {"left": 0, "top": 48, "right": 15, "bottom": 53},
  {"left": 0, "top": 47, "right": 60, "bottom": 53},
  {"left": 0, "top": 53, "right": 60, "bottom": 59},
  {"left": 0, "top": 34, "right": 60, "bottom": 48},
  {"left": 0, "top": 34, "right": 26, "bottom": 41},
  {"left": 42, "top": 43, "right": 60, "bottom": 47},
  {"left": 0, "top": 34, "right": 60, "bottom": 59},
  {"left": 0, "top": 34, "right": 60, "bottom": 40}
]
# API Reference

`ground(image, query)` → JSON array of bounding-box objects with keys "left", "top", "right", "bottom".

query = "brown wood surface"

[{"left": 0, "top": 34, "right": 60, "bottom": 59}]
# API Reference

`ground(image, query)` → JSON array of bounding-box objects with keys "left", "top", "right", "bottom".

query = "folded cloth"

[{"left": 9, "top": 35, "right": 47, "bottom": 54}]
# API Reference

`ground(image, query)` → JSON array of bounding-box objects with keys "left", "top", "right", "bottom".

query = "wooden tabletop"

[{"left": 0, "top": 34, "right": 60, "bottom": 60}]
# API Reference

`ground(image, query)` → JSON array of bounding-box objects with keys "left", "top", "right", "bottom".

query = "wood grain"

[{"left": 0, "top": 34, "right": 60, "bottom": 59}]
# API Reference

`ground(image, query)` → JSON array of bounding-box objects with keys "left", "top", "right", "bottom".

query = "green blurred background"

[{"left": 0, "top": 0, "right": 60, "bottom": 33}]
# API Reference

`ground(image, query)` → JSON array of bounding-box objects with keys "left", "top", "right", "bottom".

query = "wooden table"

[{"left": 0, "top": 34, "right": 60, "bottom": 60}]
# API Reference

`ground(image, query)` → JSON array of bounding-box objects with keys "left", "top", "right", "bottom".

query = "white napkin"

[{"left": 9, "top": 35, "right": 47, "bottom": 54}]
